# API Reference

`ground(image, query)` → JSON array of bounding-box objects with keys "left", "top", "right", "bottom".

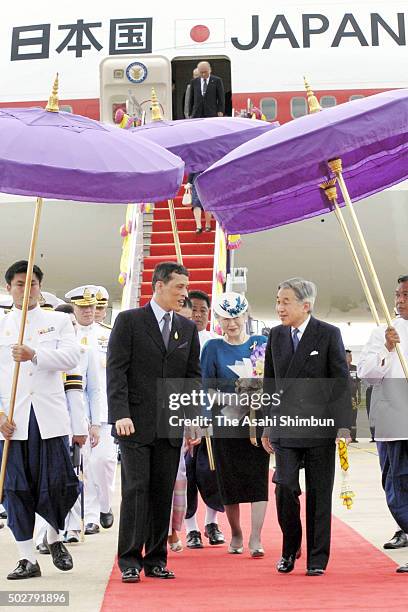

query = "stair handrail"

[{"left": 210, "top": 222, "right": 227, "bottom": 331}]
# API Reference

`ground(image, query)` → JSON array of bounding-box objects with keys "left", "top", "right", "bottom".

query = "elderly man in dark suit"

[
  {"left": 188, "top": 61, "right": 225, "bottom": 118},
  {"left": 262, "top": 278, "right": 352, "bottom": 576},
  {"left": 107, "top": 262, "right": 201, "bottom": 583}
]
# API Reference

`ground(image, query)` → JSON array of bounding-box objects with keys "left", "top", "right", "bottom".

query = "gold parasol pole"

[
  {"left": 0, "top": 198, "right": 43, "bottom": 501},
  {"left": 304, "top": 78, "right": 381, "bottom": 326},
  {"left": 0, "top": 74, "right": 59, "bottom": 501},
  {"left": 150, "top": 90, "right": 214, "bottom": 469},
  {"left": 320, "top": 180, "right": 381, "bottom": 326},
  {"left": 328, "top": 157, "right": 408, "bottom": 379},
  {"left": 150, "top": 89, "right": 183, "bottom": 265}
]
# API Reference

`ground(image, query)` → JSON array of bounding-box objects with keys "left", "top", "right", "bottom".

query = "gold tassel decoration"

[{"left": 338, "top": 439, "right": 355, "bottom": 509}]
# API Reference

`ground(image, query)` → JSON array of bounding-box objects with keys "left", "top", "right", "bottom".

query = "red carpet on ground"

[{"left": 101, "top": 488, "right": 407, "bottom": 612}]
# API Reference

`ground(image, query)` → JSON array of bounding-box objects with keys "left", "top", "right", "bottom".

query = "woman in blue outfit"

[{"left": 201, "top": 292, "right": 269, "bottom": 557}]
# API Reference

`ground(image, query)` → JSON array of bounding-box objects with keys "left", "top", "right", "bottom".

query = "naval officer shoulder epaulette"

[{"left": 98, "top": 322, "right": 112, "bottom": 330}]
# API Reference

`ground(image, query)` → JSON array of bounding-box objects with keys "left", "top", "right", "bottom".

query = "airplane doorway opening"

[{"left": 171, "top": 56, "right": 232, "bottom": 119}]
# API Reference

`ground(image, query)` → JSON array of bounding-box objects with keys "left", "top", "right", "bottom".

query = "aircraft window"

[
  {"left": 349, "top": 95, "right": 364, "bottom": 101},
  {"left": 260, "top": 98, "right": 277, "bottom": 121},
  {"left": 290, "top": 97, "right": 307, "bottom": 118},
  {"left": 60, "top": 105, "right": 73, "bottom": 113},
  {"left": 320, "top": 96, "right": 336, "bottom": 108}
]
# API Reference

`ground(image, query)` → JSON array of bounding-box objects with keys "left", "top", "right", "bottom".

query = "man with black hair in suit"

[{"left": 107, "top": 262, "right": 201, "bottom": 583}]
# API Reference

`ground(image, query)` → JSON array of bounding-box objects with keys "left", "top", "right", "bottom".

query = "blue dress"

[{"left": 201, "top": 335, "right": 269, "bottom": 505}]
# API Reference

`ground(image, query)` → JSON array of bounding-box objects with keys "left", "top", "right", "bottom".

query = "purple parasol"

[
  {"left": 0, "top": 107, "right": 184, "bottom": 203},
  {"left": 0, "top": 78, "right": 185, "bottom": 501},
  {"left": 195, "top": 89, "right": 408, "bottom": 234},
  {"left": 132, "top": 116, "right": 278, "bottom": 173}
]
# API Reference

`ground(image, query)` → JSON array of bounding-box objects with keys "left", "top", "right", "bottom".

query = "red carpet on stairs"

[
  {"left": 101, "top": 490, "right": 407, "bottom": 612},
  {"left": 140, "top": 193, "right": 216, "bottom": 306}
]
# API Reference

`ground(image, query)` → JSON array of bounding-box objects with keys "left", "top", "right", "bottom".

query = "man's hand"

[
  {"left": 261, "top": 436, "right": 274, "bottom": 454},
  {"left": 116, "top": 418, "right": 135, "bottom": 437},
  {"left": 385, "top": 327, "right": 400, "bottom": 352},
  {"left": 0, "top": 413, "right": 16, "bottom": 440},
  {"left": 336, "top": 428, "right": 352, "bottom": 445},
  {"left": 186, "top": 436, "right": 201, "bottom": 452},
  {"left": 72, "top": 435, "right": 87, "bottom": 448},
  {"left": 89, "top": 425, "right": 100, "bottom": 448},
  {"left": 12, "top": 344, "right": 35, "bottom": 362}
]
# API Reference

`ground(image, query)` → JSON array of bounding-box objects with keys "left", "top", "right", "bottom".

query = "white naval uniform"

[
  {"left": 76, "top": 322, "right": 116, "bottom": 523},
  {"left": 358, "top": 317, "right": 408, "bottom": 441},
  {"left": 64, "top": 343, "right": 103, "bottom": 531},
  {"left": 0, "top": 306, "right": 79, "bottom": 440}
]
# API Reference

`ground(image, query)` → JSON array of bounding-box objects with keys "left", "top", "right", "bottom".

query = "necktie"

[
  {"left": 202, "top": 79, "right": 207, "bottom": 95},
  {"left": 162, "top": 312, "right": 171, "bottom": 349},
  {"left": 292, "top": 328, "right": 300, "bottom": 352}
]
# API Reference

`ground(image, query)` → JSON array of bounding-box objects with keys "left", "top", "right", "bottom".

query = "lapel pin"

[{"left": 174, "top": 331, "right": 179, "bottom": 340}]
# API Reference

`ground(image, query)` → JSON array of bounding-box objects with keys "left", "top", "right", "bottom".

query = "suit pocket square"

[
  {"left": 310, "top": 350, "right": 319, "bottom": 356},
  {"left": 177, "top": 342, "right": 188, "bottom": 349}
]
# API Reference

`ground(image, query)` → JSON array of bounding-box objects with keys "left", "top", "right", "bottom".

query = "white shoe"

[
  {"left": 228, "top": 544, "right": 244, "bottom": 554},
  {"left": 169, "top": 539, "right": 183, "bottom": 552},
  {"left": 63, "top": 530, "right": 80, "bottom": 544}
]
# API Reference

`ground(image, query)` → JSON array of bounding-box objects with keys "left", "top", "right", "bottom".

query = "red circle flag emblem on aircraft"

[
  {"left": 190, "top": 25, "right": 210, "bottom": 43},
  {"left": 175, "top": 19, "right": 225, "bottom": 48}
]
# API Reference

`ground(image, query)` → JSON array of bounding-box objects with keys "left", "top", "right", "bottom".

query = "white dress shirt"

[
  {"left": 291, "top": 315, "right": 311, "bottom": 341},
  {"left": 201, "top": 77, "right": 209, "bottom": 95},
  {"left": 150, "top": 299, "right": 173, "bottom": 332}
]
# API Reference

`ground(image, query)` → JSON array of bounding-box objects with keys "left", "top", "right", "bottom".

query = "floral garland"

[{"left": 249, "top": 341, "right": 267, "bottom": 377}]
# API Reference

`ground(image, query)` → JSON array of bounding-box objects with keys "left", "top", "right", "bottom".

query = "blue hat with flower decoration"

[{"left": 213, "top": 292, "right": 249, "bottom": 319}]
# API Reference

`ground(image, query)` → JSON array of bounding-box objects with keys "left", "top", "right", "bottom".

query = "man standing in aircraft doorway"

[{"left": 188, "top": 61, "right": 225, "bottom": 118}]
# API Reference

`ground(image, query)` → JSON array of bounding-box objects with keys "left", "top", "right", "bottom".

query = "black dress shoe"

[
  {"left": 306, "top": 568, "right": 325, "bottom": 576},
  {"left": 100, "top": 509, "right": 114, "bottom": 529},
  {"left": 46, "top": 541, "right": 73, "bottom": 571},
  {"left": 296, "top": 546, "right": 302, "bottom": 559},
  {"left": 36, "top": 533, "right": 50, "bottom": 555},
  {"left": 36, "top": 543, "right": 50, "bottom": 555},
  {"left": 384, "top": 530, "right": 408, "bottom": 549},
  {"left": 122, "top": 568, "right": 140, "bottom": 583},
  {"left": 186, "top": 530, "right": 204, "bottom": 549},
  {"left": 85, "top": 523, "right": 100, "bottom": 535},
  {"left": 276, "top": 555, "right": 295, "bottom": 573},
  {"left": 145, "top": 566, "right": 175, "bottom": 579},
  {"left": 204, "top": 523, "right": 225, "bottom": 545},
  {"left": 7, "top": 559, "right": 41, "bottom": 580}
]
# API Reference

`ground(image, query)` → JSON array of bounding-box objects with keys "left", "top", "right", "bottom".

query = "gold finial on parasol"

[
  {"left": 151, "top": 88, "right": 163, "bottom": 122},
  {"left": 304, "top": 77, "right": 321, "bottom": 114},
  {"left": 46, "top": 73, "right": 60, "bottom": 112},
  {"left": 319, "top": 178, "right": 338, "bottom": 202}
]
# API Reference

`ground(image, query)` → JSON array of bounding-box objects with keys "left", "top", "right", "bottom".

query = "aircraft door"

[{"left": 99, "top": 55, "right": 172, "bottom": 124}]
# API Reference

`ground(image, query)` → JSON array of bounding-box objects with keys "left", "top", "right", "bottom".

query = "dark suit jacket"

[
  {"left": 107, "top": 303, "right": 201, "bottom": 447},
  {"left": 263, "top": 316, "right": 352, "bottom": 447},
  {"left": 188, "top": 75, "right": 225, "bottom": 118}
]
